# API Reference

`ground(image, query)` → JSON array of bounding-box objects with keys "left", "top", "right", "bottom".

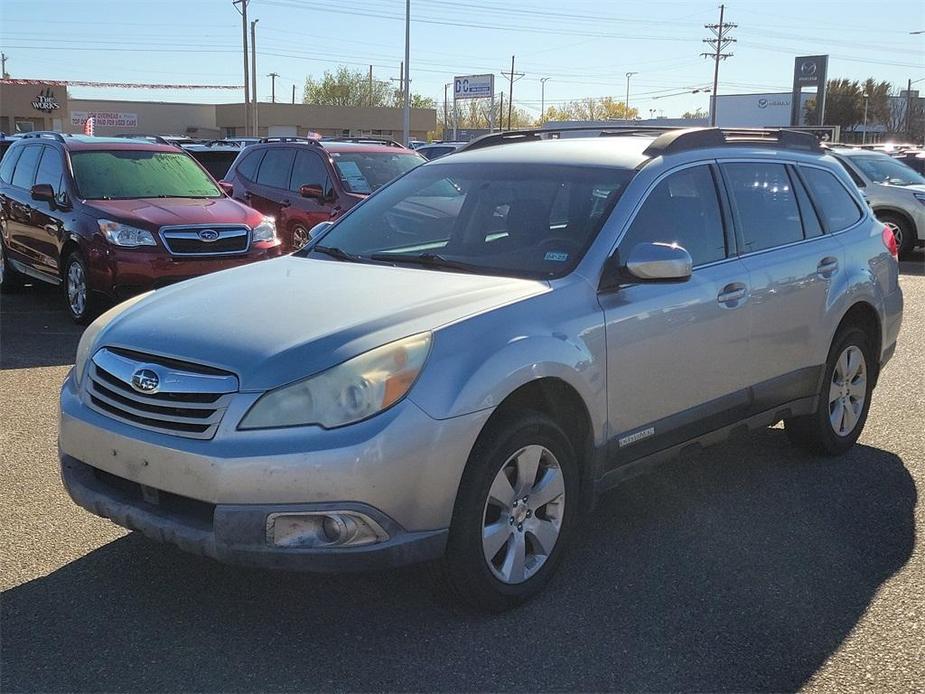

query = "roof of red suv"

[
  {"left": 320, "top": 141, "right": 419, "bottom": 155},
  {"left": 15, "top": 133, "right": 182, "bottom": 153}
]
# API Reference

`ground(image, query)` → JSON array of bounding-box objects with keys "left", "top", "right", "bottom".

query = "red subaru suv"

[
  {"left": 0, "top": 133, "right": 281, "bottom": 322},
  {"left": 221, "top": 138, "right": 426, "bottom": 251}
]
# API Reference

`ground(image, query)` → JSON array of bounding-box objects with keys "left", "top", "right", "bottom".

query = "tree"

[
  {"left": 804, "top": 78, "right": 892, "bottom": 131},
  {"left": 436, "top": 98, "right": 532, "bottom": 136},
  {"left": 303, "top": 66, "right": 434, "bottom": 110},
  {"left": 540, "top": 97, "right": 638, "bottom": 122},
  {"left": 682, "top": 107, "right": 708, "bottom": 119}
]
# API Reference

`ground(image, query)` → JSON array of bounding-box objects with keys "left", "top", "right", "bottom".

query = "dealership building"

[{"left": 0, "top": 79, "right": 437, "bottom": 140}]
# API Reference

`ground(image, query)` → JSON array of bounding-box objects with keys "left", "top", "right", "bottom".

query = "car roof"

[
  {"left": 829, "top": 147, "right": 893, "bottom": 159},
  {"left": 441, "top": 136, "right": 653, "bottom": 169},
  {"left": 319, "top": 141, "right": 420, "bottom": 155},
  {"left": 13, "top": 134, "right": 181, "bottom": 153}
]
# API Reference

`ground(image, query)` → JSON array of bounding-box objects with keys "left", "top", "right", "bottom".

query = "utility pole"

[
  {"left": 539, "top": 77, "right": 550, "bottom": 122},
  {"left": 499, "top": 91, "right": 504, "bottom": 133},
  {"left": 0, "top": 53, "right": 8, "bottom": 79},
  {"left": 402, "top": 0, "right": 411, "bottom": 146},
  {"left": 292, "top": 83, "right": 296, "bottom": 104},
  {"left": 369, "top": 65, "right": 374, "bottom": 107},
  {"left": 232, "top": 0, "right": 250, "bottom": 137},
  {"left": 501, "top": 55, "right": 524, "bottom": 129},
  {"left": 625, "top": 72, "right": 638, "bottom": 119},
  {"left": 268, "top": 72, "right": 278, "bottom": 103},
  {"left": 701, "top": 4, "right": 736, "bottom": 127},
  {"left": 250, "top": 19, "right": 259, "bottom": 136},
  {"left": 907, "top": 78, "right": 914, "bottom": 141},
  {"left": 444, "top": 83, "right": 449, "bottom": 138}
]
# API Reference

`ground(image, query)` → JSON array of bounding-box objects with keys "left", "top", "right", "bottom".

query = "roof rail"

[
  {"left": 112, "top": 134, "right": 173, "bottom": 145},
  {"left": 643, "top": 127, "right": 822, "bottom": 156},
  {"left": 321, "top": 137, "right": 405, "bottom": 148},
  {"left": 258, "top": 136, "right": 319, "bottom": 144},
  {"left": 459, "top": 125, "right": 680, "bottom": 152},
  {"left": 19, "top": 131, "right": 68, "bottom": 142}
]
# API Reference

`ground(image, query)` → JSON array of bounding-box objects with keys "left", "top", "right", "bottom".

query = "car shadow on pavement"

[
  {"left": 0, "top": 429, "right": 915, "bottom": 693},
  {"left": 0, "top": 283, "right": 84, "bottom": 370},
  {"left": 899, "top": 248, "right": 924, "bottom": 275}
]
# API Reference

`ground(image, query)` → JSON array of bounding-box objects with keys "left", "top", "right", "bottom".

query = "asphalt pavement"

[{"left": 1, "top": 253, "right": 923, "bottom": 692}]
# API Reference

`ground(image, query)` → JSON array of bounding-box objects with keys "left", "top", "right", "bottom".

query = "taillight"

[{"left": 882, "top": 225, "right": 899, "bottom": 260}]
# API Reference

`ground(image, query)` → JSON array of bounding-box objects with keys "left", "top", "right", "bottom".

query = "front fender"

[{"left": 409, "top": 285, "right": 607, "bottom": 446}]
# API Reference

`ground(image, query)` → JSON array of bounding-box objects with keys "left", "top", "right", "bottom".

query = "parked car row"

[
  {"left": 53, "top": 125, "right": 903, "bottom": 610},
  {"left": 0, "top": 131, "right": 425, "bottom": 321}
]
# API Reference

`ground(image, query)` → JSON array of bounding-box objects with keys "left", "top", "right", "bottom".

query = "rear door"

[
  {"left": 284, "top": 149, "right": 336, "bottom": 249},
  {"left": 599, "top": 163, "right": 753, "bottom": 467},
  {"left": 720, "top": 160, "right": 847, "bottom": 403},
  {"left": 245, "top": 147, "right": 295, "bottom": 220},
  {"left": 20, "top": 145, "right": 68, "bottom": 277},
  {"left": 3, "top": 144, "right": 42, "bottom": 268}
]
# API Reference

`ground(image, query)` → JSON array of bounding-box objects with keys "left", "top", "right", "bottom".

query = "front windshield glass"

[
  {"left": 302, "top": 162, "right": 634, "bottom": 279},
  {"left": 71, "top": 150, "right": 222, "bottom": 200},
  {"left": 851, "top": 155, "right": 925, "bottom": 187},
  {"left": 330, "top": 151, "right": 424, "bottom": 194}
]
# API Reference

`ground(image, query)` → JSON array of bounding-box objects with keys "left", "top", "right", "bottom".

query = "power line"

[{"left": 701, "top": 3, "right": 736, "bottom": 126}]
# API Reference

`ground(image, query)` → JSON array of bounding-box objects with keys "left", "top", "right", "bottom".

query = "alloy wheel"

[
  {"left": 67, "top": 261, "right": 87, "bottom": 317},
  {"left": 292, "top": 226, "right": 309, "bottom": 250},
  {"left": 829, "top": 345, "right": 867, "bottom": 437},
  {"left": 482, "top": 444, "right": 565, "bottom": 584},
  {"left": 884, "top": 221, "right": 903, "bottom": 249}
]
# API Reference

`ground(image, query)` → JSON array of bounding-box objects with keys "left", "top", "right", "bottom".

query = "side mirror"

[
  {"left": 308, "top": 221, "right": 333, "bottom": 242},
  {"left": 625, "top": 242, "right": 692, "bottom": 282},
  {"left": 218, "top": 180, "right": 234, "bottom": 196},
  {"left": 300, "top": 184, "right": 324, "bottom": 200},
  {"left": 31, "top": 183, "right": 55, "bottom": 204}
]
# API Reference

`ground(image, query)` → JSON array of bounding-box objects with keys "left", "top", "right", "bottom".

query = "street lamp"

[
  {"left": 402, "top": 0, "right": 411, "bottom": 147},
  {"left": 539, "top": 77, "right": 550, "bottom": 123},
  {"left": 625, "top": 72, "right": 638, "bottom": 120},
  {"left": 862, "top": 91, "right": 870, "bottom": 145}
]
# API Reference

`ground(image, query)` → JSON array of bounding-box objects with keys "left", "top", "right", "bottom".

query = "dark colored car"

[
  {"left": 181, "top": 141, "right": 245, "bottom": 181},
  {"left": 222, "top": 137, "right": 426, "bottom": 251},
  {"left": 415, "top": 141, "right": 466, "bottom": 160},
  {"left": 0, "top": 132, "right": 281, "bottom": 322}
]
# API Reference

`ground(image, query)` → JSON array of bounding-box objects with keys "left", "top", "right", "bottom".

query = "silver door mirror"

[
  {"left": 625, "top": 242, "right": 692, "bottom": 282},
  {"left": 308, "top": 221, "right": 333, "bottom": 241}
]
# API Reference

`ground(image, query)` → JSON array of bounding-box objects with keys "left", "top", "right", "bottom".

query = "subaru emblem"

[
  {"left": 198, "top": 229, "right": 220, "bottom": 242},
  {"left": 131, "top": 368, "right": 160, "bottom": 394}
]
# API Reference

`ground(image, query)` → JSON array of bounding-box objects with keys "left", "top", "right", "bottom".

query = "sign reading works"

[{"left": 70, "top": 111, "right": 138, "bottom": 128}]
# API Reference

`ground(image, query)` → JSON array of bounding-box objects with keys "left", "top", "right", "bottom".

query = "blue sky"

[{"left": 1, "top": 0, "right": 922, "bottom": 117}]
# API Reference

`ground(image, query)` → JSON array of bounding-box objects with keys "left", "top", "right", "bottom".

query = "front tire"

[
  {"left": 785, "top": 327, "right": 875, "bottom": 456},
  {"left": 290, "top": 225, "right": 310, "bottom": 252},
  {"left": 439, "top": 411, "right": 579, "bottom": 612},
  {"left": 63, "top": 251, "right": 98, "bottom": 324}
]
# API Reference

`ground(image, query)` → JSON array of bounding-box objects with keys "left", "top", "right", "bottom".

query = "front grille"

[
  {"left": 84, "top": 348, "right": 238, "bottom": 439},
  {"left": 159, "top": 225, "right": 250, "bottom": 256}
]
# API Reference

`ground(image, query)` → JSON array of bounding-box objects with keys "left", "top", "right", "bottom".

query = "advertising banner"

[
  {"left": 454, "top": 74, "right": 494, "bottom": 100},
  {"left": 70, "top": 111, "right": 138, "bottom": 128}
]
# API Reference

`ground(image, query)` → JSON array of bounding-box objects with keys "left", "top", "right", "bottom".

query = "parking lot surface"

[{"left": 1, "top": 254, "right": 923, "bottom": 693}]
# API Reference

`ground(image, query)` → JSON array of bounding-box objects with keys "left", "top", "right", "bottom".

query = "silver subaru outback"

[{"left": 59, "top": 127, "right": 903, "bottom": 611}]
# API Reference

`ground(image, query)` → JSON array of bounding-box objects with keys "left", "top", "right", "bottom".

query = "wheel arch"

[
  {"left": 873, "top": 206, "right": 917, "bottom": 239},
  {"left": 832, "top": 300, "right": 883, "bottom": 383}
]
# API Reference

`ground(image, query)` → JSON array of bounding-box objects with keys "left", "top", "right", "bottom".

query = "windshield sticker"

[
  {"left": 544, "top": 251, "right": 569, "bottom": 262},
  {"left": 335, "top": 160, "right": 371, "bottom": 194}
]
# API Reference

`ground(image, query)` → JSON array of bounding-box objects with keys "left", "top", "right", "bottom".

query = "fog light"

[{"left": 266, "top": 511, "right": 388, "bottom": 548}]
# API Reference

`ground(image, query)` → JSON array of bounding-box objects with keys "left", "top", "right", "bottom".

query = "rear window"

[
  {"left": 800, "top": 166, "right": 862, "bottom": 232},
  {"left": 234, "top": 149, "right": 264, "bottom": 180},
  {"left": 256, "top": 148, "right": 295, "bottom": 189},
  {"left": 11, "top": 145, "right": 41, "bottom": 189},
  {"left": 70, "top": 150, "right": 221, "bottom": 200},
  {"left": 722, "top": 162, "right": 804, "bottom": 253},
  {"left": 331, "top": 151, "right": 424, "bottom": 194},
  {"left": 0, "top": 145, "right": 23, "bottom": 184}
]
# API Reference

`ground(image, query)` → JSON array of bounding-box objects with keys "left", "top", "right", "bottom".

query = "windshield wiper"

[
  {"left": 369, "top": 252, "right": 483, "bottom": 274},
  {"left": 311, "top": 245, "right": 366, "bottom": 263}
]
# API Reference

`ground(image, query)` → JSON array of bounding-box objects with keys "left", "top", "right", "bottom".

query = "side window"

[
  {"left": 289, "top": 150, "right": 328, "bottom": 193},
  {"left": 835, "top": 158, "right": 865, "bottom": 187},
  {"left": 620, "top": 165, "right": 727, "bottom": 267},
  {"left": 791, "top": 170, "right": 824, "bottom": 238},
  {"left": 35, "top": 146, "right": 65, "bottom": 196},
  {"left": 0, "top": 146, "right": 23, "bottom": 184},
  {"left": 234, "top": 149, "right": 264, "bottom": 181},
  {"left": 800, "top": 166, "right": 863, "bottom": 232},
  {"left": 11, "top": 145, "right": 42, "bottom": 190},
  {"left": 256, "top": 148, "right": 295, "bottom": 189},
  {"left": 722, "top": 162, "right": 803, "bottom": 252}
]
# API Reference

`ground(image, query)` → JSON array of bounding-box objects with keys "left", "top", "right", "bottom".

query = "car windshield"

[
  {"left": 301, "top": 162, "right": 634, "bottom": 279},
  {"left": 851, "top": 154, "right": 925, "bottom": 187},
  {"left": 330, "top": 151, "right": 424, "bottom": 194},
  {"left": 71, "top": 150, "right": 222, "bottom": 200}
]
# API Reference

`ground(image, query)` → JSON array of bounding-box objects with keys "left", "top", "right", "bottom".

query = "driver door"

[{"left": 597, "top": 164, "right": 753, "bottom": 468}]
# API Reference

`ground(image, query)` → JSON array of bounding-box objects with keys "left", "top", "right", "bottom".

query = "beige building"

[{"left": 1, "top": 80, "right": 436, "bottom": 140}]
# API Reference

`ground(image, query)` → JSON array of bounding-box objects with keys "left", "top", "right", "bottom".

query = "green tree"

[
  {"left": 541, "top": 97, "right": 638, "bottom": 122},
  {"left": 682, "top": 107, "right": 708, "bottom": 119},
  {"left": 303, "top": 66, "right": 435, "bottom": 109},
  {"left": 804, "top": 77, "right": 892, "bottom": 131}
]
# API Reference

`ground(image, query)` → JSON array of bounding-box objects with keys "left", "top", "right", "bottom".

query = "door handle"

[
  {"left": 817, "top": 256, "right": 839, "bottom": 277},
  {"left": 717, "top": 282, "right": 748, "bottom": 305}
]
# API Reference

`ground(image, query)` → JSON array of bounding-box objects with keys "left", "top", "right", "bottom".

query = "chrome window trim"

[{"left": 158, "top": 223, "right": 252, "bottom": 257}]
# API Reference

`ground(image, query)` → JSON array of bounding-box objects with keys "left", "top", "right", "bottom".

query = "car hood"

[
  {"left": 95, "top": 256, "right": 549, "bottom": 391},
  {"left": 86, "top": 196, "right": 258, "bottom": 229}
]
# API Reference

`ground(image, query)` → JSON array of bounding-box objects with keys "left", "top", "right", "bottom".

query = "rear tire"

[
  {"left": 290, "top": 225, "right": 310, "bottom": 252},
  {"left": 879, "top": 213, "right": 915, "bottom": 259},
  {"left": 438, "top": 411, "right": 579, "bottom": 612},
  {"left": 62, "top": 251, "right": 99, "bottom": 325},
  {"left": 785, "top": 327, "right": 875, "bottom": 456}
]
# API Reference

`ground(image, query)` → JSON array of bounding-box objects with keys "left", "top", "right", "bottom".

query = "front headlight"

[
  {"left": 73, "top": 292, "right": 153, "bottom": 385},
  {"left": 252, "top": 217, "right": 277, "bottom": 242},
  {"left": 98, "top": 219, "right": 157, "bottom": 247},
  {"left": 239, "top": 332, "right": 431, "bottom": 430}
]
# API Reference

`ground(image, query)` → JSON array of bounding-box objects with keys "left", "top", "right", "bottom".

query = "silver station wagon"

[{"left": 59, "top": 127, "right": 903, "bottom": 611}]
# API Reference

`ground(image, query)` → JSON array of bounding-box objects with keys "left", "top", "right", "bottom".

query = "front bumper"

[{"left": 59, "top": 374, "right": 491, "bottom": 569}]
